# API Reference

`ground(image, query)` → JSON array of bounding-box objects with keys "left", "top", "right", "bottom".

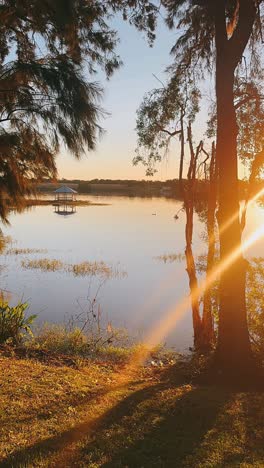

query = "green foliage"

[
  {"left": 0, "top": 0, "right": 161, "bottom": 221},
  {"left": 163, "top": 1, "right": 262, "bottom": 78},
  {"left": 0, "top": 301, "right": 36, "bottom": 344},
  {"left": 207, "top": 76, "right": 264, "bottom": 174},
  {"left": 0, "top": 0, "right": 124, "bottom": 222},
  {"left": 135, "top": 2, "right": 264, "bottom": 177},
  {"left": 134, "top": 75, "right": 200, "bottom": 175},
  {"left": 236, "top": 79, "right": 264, "bottom": 173}
]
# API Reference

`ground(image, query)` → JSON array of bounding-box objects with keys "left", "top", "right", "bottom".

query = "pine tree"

[{"left": 0, "top": 0, "right": 122, "bottom": 221}]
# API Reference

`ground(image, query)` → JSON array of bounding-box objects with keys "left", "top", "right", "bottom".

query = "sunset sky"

[
  {"left": 56, "top": 14, "right": 248, "bottom": 182},
  {"left": 57, "top": 16, "right": 181, "bottom": 181}
]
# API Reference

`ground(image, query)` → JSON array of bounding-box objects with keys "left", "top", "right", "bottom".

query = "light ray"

[
  {"left": 131, "top": 187, "right": 264, "bottom": 366},
  {"left": 50, "top": 215, "right": 264, "bottom": 466},
  {"left": 217, "top": 186, "right": 264, "bottom": 240},
  {"left": 139, "top": 223, "right": 264, "bottom": 356}
]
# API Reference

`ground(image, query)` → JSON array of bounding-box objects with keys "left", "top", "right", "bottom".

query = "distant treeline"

[{"left": 37, "top": 178, "right": 264, "bottom": 199}]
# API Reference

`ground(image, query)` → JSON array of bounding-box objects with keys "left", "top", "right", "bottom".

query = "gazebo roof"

[{"left": 54, "top": 185, "right": 77, "bottom": 194}]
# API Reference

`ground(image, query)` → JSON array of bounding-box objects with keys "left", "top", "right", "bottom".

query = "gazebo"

[
  {"left": 54, "top": 204, "right": 76, "bottom": 216},
  {"left": 54, "top": 185, "right": 77, "bottom": 203}
]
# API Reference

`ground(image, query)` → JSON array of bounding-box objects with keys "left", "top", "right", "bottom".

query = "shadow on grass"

[
  {"left": 83, "top": 385, "right": 231, "bottom": 467},
  {"left": 0, "top": 364, "right": 232, "bottom": 468},
  {"left": 0, "top": 374, "right": 145, "bottom": 467}
]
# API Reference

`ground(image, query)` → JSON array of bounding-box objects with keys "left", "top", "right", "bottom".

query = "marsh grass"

[
  {"left": 21, "top": 258, "right": 64, "bottom": 272},
  {"left": 155, "top": 252, "right": 185, "bottom": 263},
  {"left": 21, "top": 258, "right": 127, "bottom": 278},
  {"left": 71, "top": 261, "right": 114, "bottom": 277},
  {"left": 6, "top": 248, "right": 48, "bottom": 255},
  {"left": 0, "top": 234, "right": 13, "bottom": 254},
  {"left": 70, "top": 261, "right": 127, "bottom": 278}
]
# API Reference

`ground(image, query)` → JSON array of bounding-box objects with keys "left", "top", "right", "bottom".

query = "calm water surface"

[{"left": 1, "top": 195, "right": 263, "bottom": 351}]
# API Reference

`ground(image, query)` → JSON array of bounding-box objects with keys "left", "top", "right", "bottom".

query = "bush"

[
  {"left": 0, "top": 302, "right": 36, "bottom": 344},
  {"left": 31, "top": 324, "right": 88, "bottom": 354},
  {"left": 29, "top": 324, "right": 137, "bottom": 362}
]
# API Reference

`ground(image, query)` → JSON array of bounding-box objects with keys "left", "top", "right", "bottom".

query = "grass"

[
  {"left": 28, "top": 324, "right": 90, "bottom": 355},
  {"left": 70, "top": 261, "right": 127, "bottom": 278},
  {"left": 71, "top": 261, "right": 115, "bottom": 278},
  {"left": 21, "top": 258, "right": 126, "bottom": 278},
  {"left": 27, "top": 323, "right": 148, "bottom": 363},
  {"left": 21, "top": 258, "right": 64, "bottom": 272},
  {"left": 6, "top": 248, "right": 48, "bottom": 255},
  {"left": 0, "top": 235, "right": 13, "bottom": 254},
  {"left": 155, "top": 253, "right": 185, "bottom": 263},
  {"left": 0, "top": 350, "right": 264, "bottom": 467}
]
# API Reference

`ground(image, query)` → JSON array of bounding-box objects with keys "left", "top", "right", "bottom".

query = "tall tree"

[
  {"left": 0, "top": 0, "right": 149, "bottom": 221},
  {"left": 135, "top": 77, "right": 217, "bottom": 352},
  {"left": 164, "top": 0, "right": 264, "bottom": 375},
  {"left": 134, "top": 0, "right": 263, "bottom": 375}
]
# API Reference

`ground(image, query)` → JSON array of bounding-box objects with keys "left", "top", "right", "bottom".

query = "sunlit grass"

[
  {"left": 70, "top": 261, "right": 124, "bottom": 278},
  {"left": 21, "top": 257, "right": 127, "bottom": 278},
  {"left": 30, "top": 324, "right": 89, "bottom": 355},
  {"left": 1, "top": 353, "right": 264, "bottom": 467},
  {"left": 21, "top": 258, "right": 64, "bottom": 272},
  {"left": 0, "top": 234, "right": 13, "bottom": 254},
  {"left": 27, "top": 323, "right": 133, "bottom": 361}
]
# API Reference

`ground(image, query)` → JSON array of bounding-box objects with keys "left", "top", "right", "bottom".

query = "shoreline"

[{"left": 24, "top": 199, "right": 110, "bottom": 207}]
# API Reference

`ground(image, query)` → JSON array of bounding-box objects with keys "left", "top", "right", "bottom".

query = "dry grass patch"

[
  {"left": 0, "top": 353, "right": 154, "bottom": 467},
  {"left": 0, "top": 354, "right": 121, "bottom": 464},
  {"left": 21, "top": 258, "right": 64, "bottom": 272},
  {"left": 0, "top": 354, "right": 264, "bottom": 467},
  {"left": 155, "top": 253, "right": 185, "bottom": 263},
  {"left": 21, "top": 258, "right": 126, "bottom": 278},
  {"left": 70, "top": 261, "right": 126, "bottom": 278},
  {"left": 6, "top": 248, "right": 48, "bottom": 255}
]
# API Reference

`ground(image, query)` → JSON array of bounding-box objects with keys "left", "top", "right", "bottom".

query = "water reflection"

[
  {"left": 54, "top": 204, "right": 77, "bottom": 216},
  {"left": 0, "top": 195, "right": 263, "bottom": 351}
]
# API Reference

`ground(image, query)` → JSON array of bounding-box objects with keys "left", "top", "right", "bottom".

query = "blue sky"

[{"left": 57, "top": 16, "right": 182, "bottom": 180}]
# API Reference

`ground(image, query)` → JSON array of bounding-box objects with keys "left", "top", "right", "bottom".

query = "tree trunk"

[
  {"left": 184, "top": 191, "right": 203, "bottom": 349},
  {"left": 184, "top": 123, "right": 204, "bottom": 350},
  {"left": 201, "top": 143, "right": 217, "bottom": 351},
  {"left": 215, "top": 9, "right": 253, "bottom": 374},
  {"left": 179, "top": 109, "right": 184, "bottom": 183}
]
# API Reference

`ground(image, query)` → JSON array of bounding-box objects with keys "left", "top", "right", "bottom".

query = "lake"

[{"left": 1, "top": 195, "right": 264, "bottom": 352}]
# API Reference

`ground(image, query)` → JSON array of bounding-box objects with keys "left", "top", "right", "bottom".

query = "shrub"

[
  {"left": 31, "top": 324, "right": 88, "bottom": 354},
  {"left": 0, "top": 302, "right": 37, "bottom": 344}
]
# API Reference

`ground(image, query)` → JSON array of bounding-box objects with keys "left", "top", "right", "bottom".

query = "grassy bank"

[{"left": 0, "top": 348, "right": 264, "bottom": 467}]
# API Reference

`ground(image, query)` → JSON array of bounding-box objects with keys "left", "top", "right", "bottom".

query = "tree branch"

[
  {"left": 214, "top": 0, "right": 228, "bottom": 56},
  {"left": 229, "top": 0, "right": 257, "bottom": 68},
  {"left": 234, "top": 93, "right": 264, "bottom": 110},
  {"left": 154, "top": 121, "right": 181, "bottom": 137}
]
